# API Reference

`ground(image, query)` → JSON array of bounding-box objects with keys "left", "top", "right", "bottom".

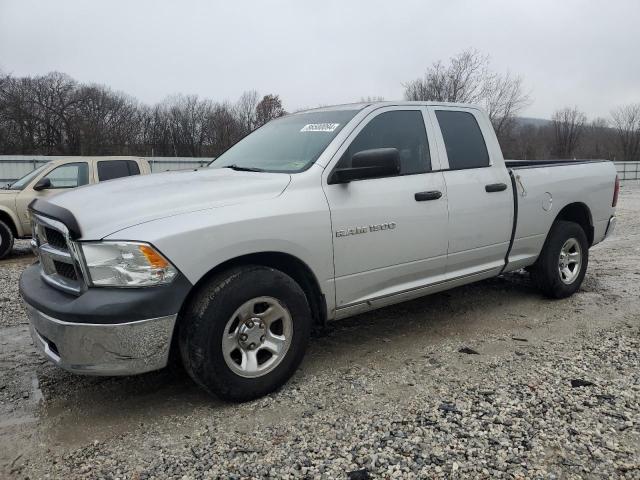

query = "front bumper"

[
  {"left": 20, "top": 262, "right": 190, "bottom": 376},
  {"left": 26, "top": 302, "right": 177, "bottom": 375}
]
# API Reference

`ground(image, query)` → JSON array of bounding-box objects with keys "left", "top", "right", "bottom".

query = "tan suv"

[{"left": 0, "top": 156, "right": 151, "bottom": 258}]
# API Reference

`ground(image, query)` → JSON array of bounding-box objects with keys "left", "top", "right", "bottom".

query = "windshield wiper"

[{"left": 222, "top": 164, "right": 264, "bottom": 172}]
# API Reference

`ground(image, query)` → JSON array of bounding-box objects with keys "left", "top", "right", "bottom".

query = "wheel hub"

[
  {"left": 237, "top": 318, "right": 265, "bottom": 349},
  {"left": 558, "top": 238, "right": 582, "bottom": 285},
  {"left": 221, "top": 296, "right": 293, "bottom": 378}
]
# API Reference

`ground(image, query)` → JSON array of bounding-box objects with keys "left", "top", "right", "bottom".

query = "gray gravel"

[
  {"left": 1, "top": 186, "right": 640, "bottom": 479},
  {"left": 0, "top": 240, "right": 30, "bottom": 328},
  {"left": 35, "top": 325, "right": 640, "bottom": 479}
]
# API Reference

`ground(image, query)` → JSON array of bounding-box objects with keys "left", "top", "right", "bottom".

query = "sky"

[{"left": 1, "top": 0, "right": 639, "bottom": 120}]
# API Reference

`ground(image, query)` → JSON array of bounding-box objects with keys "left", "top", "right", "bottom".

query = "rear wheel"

[
  {"left": 531, "top": 220, "right": 588, "bottom": 298},
  {"left": 0, "top": 220, "right": 14, "bottom": 259},
  {"left": 178, "top": 265, "right": 312, "bottom": 402}
]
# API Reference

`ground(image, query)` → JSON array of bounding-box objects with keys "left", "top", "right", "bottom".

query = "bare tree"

[
  {"left": 235, "top": 90, "right": 259, "bottom": 135},
  {"left": 482, "top": 72, "right": 530, "bottom": 140},
  {"left": 404, "top": 49, "right": 529, "bottom": 144},
  {"left": 254, "top": 94, "right": 285, "bottom": 127},
  {"left": 0, "top": 71, "right": 14, "bottom": 151},
  {"left": 551, "top": 107, "right": 587, "bottom": 158},
  {"left": 71, "top": 84, "right": 141, "bottom": 155},
  {"left": 579, "top": 117, "right": 613, "bottom": 159},
  {"left": 0, "top": 71, "right": 80, "bottom": 154},
  {"left": 611, "top": 104, "right": 640, "bottom": 161},
  {"left": 207, "top": 101, "right": 242, "bottom": 155},
  {"left": 403, "top": 49, "right": 487, "bottom": 103},
  {"left": 0, "top": 71, "right": 256, "bottom": 157},
  {"left": 161, "top": 95, "right": 216, "bottom": 157}
]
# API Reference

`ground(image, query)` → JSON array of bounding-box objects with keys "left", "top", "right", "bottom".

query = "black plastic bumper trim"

[{"left": 19, "top": 263, "right": 192, "bottom": 324}]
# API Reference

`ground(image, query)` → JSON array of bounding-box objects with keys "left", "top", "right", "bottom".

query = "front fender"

[{"left": 104, "top": 190, "right": 336, "bottom": 316}]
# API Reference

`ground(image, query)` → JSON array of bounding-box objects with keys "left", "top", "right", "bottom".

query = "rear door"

[
  {"left": 429, "top": 107, "right": 513, "bottom": 277},
  {"left": 323, "top": 106, "right": 449, "bottom": 310}
]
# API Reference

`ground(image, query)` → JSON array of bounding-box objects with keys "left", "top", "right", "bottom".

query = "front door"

[
  {"left": 323, "top": 107, "right": 449, "bottom": 310},
  {"left": 15, "top": 161, "right": 90, "bottom": 234}
]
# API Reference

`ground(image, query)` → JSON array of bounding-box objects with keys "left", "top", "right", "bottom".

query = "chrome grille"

[
  {"left": 53, "top": 260, "right": 78, "bottom": 280},
  {"left": 44, "top": 228, "right": 67, "bottom": 250},
  {"left": 32, "top": 214, "right": 86, "bottom": 295}
]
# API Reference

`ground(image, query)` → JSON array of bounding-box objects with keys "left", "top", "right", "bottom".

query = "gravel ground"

[
  {"left": 1, "top": 185, "right": 639, "bottom": 479},
  {"left": 0, "top": 240, "right": 31, "bottom": 328}
]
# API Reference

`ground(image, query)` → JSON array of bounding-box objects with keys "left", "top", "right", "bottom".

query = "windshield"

[
  {"left": 8, "top": 164, "right": 49, "bottom": 190},
  {"left": 211, "top": 110, "right": 359, "bottom": 172}
]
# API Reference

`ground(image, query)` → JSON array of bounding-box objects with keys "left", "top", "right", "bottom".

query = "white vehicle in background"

[
  {"left": 19, "top": 102, "right": 618, "bottom": 402},
  {"left": 0, "top": 156, "right": 151, "bottom": 257}
]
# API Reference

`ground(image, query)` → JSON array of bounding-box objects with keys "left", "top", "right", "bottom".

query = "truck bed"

[{"left": 503, "top": 159, "right": 616, "bottom": 273}]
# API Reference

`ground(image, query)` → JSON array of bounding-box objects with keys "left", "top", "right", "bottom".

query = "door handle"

[
  {"left": 415, "top": 190, "right": 442, "bottom": 201},
  {"left": 485, "top": 183, "right": 507, "bottom": 193}
]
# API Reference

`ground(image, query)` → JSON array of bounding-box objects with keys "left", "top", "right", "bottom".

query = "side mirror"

[
  {"left": 33, "top": 178, "right": 51, "bottom": 191},
  {"left": 328, "top": 148, "right": 400, "bottom": 184}
]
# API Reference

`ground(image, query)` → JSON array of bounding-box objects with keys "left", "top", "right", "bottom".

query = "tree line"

[
  {"left": 0, "top": 72, "right": 285, "bottom": 157},
  {"left": 1, "top": 50, "right": 639, "bottom": 161},
  {"left": 403, "top": 49, "right": 640, "bottom": 161}
]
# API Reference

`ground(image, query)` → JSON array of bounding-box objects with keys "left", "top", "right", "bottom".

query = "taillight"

[{"left": 612, "top": 175, "right": 619, "bottom": 207}]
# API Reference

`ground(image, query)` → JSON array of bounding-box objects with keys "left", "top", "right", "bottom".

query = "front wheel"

[
  {"left": 178, "top": 265, "right": 312, "bottom": 402},
  {"left": 0, "top": 220, "right": 15, "bottom": 259},
  {"left": 531, "top": 220, "right": 589, "bottom": 299}
]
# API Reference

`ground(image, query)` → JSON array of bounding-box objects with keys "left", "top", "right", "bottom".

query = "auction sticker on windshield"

[{"left": 300, "top": 123, "right": 340, "bottom": 132}]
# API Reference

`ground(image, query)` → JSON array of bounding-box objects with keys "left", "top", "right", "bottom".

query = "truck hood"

[{"left": 42, "top": 168, "right": 291, "bottom": 239}]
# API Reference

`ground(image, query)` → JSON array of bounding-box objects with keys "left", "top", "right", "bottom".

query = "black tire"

[
  {"left": 531, "top": 220, "right": 589, "bottom": 299},
  {"left": 178, "top": 265, "right": 312, "bottom": 402},
  {"left": 0, "top": 220, "right": 14, "bottom": 259}
]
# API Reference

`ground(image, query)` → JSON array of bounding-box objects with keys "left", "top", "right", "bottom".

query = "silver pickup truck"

[{"left": 20, "top": 102, "right": 618, "bottom": 401}]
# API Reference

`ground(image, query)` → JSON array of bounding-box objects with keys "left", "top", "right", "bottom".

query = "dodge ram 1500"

[{"left": 20, "top": 102, "right": 618, "bottom": 401}]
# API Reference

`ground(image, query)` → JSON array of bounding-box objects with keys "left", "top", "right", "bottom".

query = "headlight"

[{"left": 80, "top": 241, "right": 178, "bottom": 287}]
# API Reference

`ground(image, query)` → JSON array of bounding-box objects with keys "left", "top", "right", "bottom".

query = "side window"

[
  {"left": 338, "top": 110, "right": 431, "bottom": 175},
  {"left": 97, "top": 160, "right": 141, "bottom": 181},
  {"left": 43, "top": 162, "right": 89, "bottom": 188},
  {"left": 435, "top": 110, "right": 489, "bottom": 170}
]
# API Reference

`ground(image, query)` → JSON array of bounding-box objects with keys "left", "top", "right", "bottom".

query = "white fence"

[
  {"left": 615, "top": 161, "right": 640, "bottom": 181},
  {"left": 0, "top": 155, "right": 213, "bottom": 183}
]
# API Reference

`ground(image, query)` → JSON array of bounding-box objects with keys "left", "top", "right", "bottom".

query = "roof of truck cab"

[
  {"left": 49, "top": 156, "right": 147, "bottom": 164},
  {"left": 61, "top": 156, "right": 145, "bottom": 161},
  {"left": 294, "top": 101, "right": 482, "bottom": 114}
]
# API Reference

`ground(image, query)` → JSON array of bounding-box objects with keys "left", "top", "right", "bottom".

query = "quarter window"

[
  {"left": 97, "top": 160, "right": 141, "bottom": 181},
  {"left": 436, "top": 110, "right": 489, "bottom": 169},
  {"left": 338, "top": 110, "right": 431, "bottom": 175},
  {"left": 43, "top": 162, "right": 89, "bottom": 188}
]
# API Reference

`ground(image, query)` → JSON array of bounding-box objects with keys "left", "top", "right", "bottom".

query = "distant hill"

[{"left": 515, "top": 117, "right": 551, "bottom": 128}]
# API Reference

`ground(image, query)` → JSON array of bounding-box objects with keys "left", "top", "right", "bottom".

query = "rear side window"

[
  {"left": 97, "top": 160, "right": 141, "bottom": 181},
  {"left": 435, "top": 110, "right": 489, "bottom": 170},
  {"left": 339, "top": 110, "right": 431, "bottom": 175}
]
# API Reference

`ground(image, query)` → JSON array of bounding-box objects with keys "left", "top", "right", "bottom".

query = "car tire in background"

[
  {"left": 531, "top": 220, "right": 589, "bottom": 299},
  {"left": 0, "top": 220, "right": 14, "bottom": 259},
  {"left": 178, "top": 265, "right": 312, "bottom": 402}
]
